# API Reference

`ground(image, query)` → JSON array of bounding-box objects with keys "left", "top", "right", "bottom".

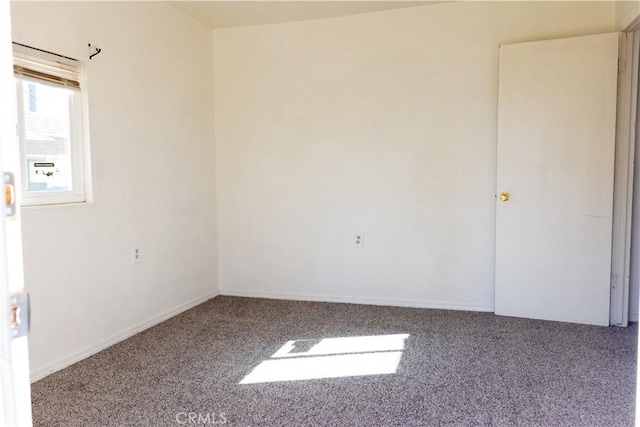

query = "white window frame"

[{"left": 13, "top": 45, "right": 88, "bottom": 206}]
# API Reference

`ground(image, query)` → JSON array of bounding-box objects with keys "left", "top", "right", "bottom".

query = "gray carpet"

[{"left": 31, "top": 296, "right": 637, "bottom": 426}]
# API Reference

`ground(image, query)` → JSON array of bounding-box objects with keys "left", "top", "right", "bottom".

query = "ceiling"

[{"left": 167, "top": 1, "right": 441, "bottom": 29}]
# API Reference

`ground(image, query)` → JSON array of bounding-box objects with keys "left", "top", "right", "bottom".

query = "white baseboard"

[
  {"left": 630, "top": 312, "right": 639, "bottom": 322},
  {"left": 219, "top": 288, "right": 494, "bottom": 313},
  {"left": 30, "top": 291, "right": 219, "bottom": 382}
]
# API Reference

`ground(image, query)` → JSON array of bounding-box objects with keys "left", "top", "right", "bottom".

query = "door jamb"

[{"left": 610, "top": 29, "right": 639, "bottom": 326}]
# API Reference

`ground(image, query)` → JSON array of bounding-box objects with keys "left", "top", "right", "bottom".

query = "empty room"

[{"left": 0, "top": 0, "right": 639, "bottom": 426}]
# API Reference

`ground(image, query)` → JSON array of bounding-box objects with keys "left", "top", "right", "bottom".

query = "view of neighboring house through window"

[{"left": 13, "top": 43, "right": 89, "bottom": 206}]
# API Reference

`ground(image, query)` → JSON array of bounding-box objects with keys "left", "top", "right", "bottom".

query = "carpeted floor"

[{"left": 31, "top": 296, "right": 637, "bottom": 426}]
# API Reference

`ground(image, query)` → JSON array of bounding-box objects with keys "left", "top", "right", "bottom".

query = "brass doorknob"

[{"left": 499, "top": 191, "right": 510, "bottom": 201}]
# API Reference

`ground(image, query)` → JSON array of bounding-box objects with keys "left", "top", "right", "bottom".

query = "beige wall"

[
  {"left": 214, "top": 1, "right": 616, "bottom": 309},
  {"left": 11, "top": 1, "right": 218, "bottom": 379},
  {"left": 617, "top": 0, "right": 640, "bottom": 29}
]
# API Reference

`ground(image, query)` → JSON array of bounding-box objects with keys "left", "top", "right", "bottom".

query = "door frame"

[
  {"left": 0, "top": 0, "right": 17, "bottom": 422},
  {"left": 0, "top": 0, "right": 33, "bottom": 424},
  {"left": 609, "top": 31, "right": 636, "bottom": 327},
  {"left": 611, "top": 22, "right": 640, "bottom": 327}
]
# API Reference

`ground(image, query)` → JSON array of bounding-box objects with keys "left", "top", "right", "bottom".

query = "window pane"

[{"left": 21, "top": 80, "right": 73, "bottom": 193}]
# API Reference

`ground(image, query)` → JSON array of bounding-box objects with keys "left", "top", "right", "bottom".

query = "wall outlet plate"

[
  {"left": 353, "top": 232, "right": 364, "bottom": 248},
  {"left": 132, "top": 244, "right": 141, "bottom": 264}
]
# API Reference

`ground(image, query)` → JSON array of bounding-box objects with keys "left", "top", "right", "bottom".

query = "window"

[{"left": 13, "top": 43, "right": 89, "bottom": 206}]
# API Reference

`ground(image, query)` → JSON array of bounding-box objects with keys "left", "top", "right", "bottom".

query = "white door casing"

[
  {"left": 609, "top": 31, "right": 639, "bottom": 327},
  {"left": 495, "top": 33, "right": 619, "bottom": 326},
  {"left": 0, "top": 0, "right": 33, "bottom": 424}
]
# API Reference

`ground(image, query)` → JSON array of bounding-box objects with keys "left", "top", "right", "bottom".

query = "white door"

[
  {"left": 495, "top": 33, "right": 619, "bottom": 326},
  {"left": 0, "top": 0, "right": 33, "bottom": 425}
]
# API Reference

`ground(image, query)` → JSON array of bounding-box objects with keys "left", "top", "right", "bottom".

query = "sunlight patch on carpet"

[{"left": 240, "top": 334, "right": 408, "bottom": 384}]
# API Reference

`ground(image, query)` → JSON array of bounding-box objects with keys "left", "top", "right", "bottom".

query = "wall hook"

[{"left": 88, "top": 43, "right": 102, "bottom": 60}]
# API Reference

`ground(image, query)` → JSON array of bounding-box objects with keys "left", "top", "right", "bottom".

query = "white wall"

[
  {"left": 214, "top": 2, "right": 616, "bottom": 309},
  {"left": 10, "top": 2, "right": 218, "bottom": 380}
]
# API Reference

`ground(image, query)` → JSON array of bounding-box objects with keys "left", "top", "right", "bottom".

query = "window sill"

[{"left": 20, "top": 200, "right": 94, "bottom": 211}]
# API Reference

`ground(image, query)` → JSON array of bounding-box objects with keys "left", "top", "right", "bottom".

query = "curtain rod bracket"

[{"left": 88, "top": 43, "right": 102, "bottom": 60}]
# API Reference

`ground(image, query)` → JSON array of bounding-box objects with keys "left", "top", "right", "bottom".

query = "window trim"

[{"left": 13, "top": 45, "right": 89, "bottom": 207}]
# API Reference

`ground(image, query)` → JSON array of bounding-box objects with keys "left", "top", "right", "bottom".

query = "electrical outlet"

[
  {"left": 132, "top": 244, "right": 141, "bottom": 264},
  {"left": 353, "top": 232, "right": 364, "bottom": 248}
]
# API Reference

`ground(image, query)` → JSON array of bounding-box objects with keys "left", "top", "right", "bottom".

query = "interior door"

[
  {"left": 495, "top": 33, "right": 619, "bottom": 326},
  {"left": 0, "top": 0, "right": 33, "bottom": 424}
]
